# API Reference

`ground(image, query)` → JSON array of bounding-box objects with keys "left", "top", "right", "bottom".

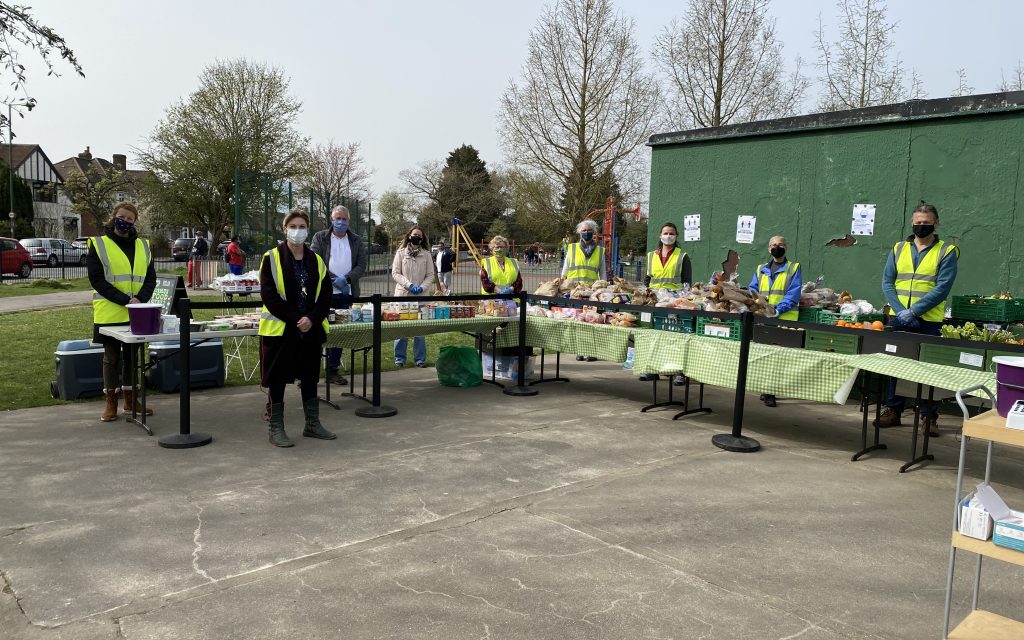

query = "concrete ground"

[{"left": 2, "top": 361, "right": 1024, "bottom": 639}]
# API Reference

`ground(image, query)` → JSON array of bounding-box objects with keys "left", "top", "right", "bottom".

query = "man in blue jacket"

[{"left": 748, "top": 235, "right": 802, "bottom": 407}]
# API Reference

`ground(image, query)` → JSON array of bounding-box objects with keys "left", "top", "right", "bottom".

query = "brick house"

[
  {"left": 54, "top": 147, "right": 150, "bottom": 237},
  {"left": 0, "top": 143, "right": 76, "bottom": 238}
]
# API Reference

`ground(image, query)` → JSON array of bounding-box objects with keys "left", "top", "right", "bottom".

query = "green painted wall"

[{"left": 648, "top": 110, "right": 1024, "bottom": 307}]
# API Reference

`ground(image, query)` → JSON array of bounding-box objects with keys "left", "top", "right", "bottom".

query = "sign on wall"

[
  {"left": 851, "top": 204, "right": 876, "bottom": 236},
  {"left": 684, "top": 214, "right": 701, "bottom": 242},
  {"left": 736, "top": 215, "right": 756, "bottom": 244}
]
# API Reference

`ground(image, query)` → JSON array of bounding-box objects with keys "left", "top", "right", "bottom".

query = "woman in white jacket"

[{"left": 391, "top": 225, "right": 435, "bottom": 367}]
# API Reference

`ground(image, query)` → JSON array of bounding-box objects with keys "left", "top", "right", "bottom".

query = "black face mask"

[
  {"left": 770, "top": 246, "right": 786, "bottom": 259},
  {"left": 912, "top": 224, "right": 935, "bottom": 239},
  {"left": 408, "top": 236, "right": 422, "bottom": 246}
]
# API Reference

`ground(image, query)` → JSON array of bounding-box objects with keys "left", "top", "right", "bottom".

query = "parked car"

[
  {"left": 71, "top": 237, "right": 90, "bottom": 251},
  {"left": 215, "top": 240, "right": 231, "bottom": 257},
  {"left": 20, "top": 237, "right": 88, "bottom": 267},
  {"left": 171, "top": 237, "right": 195, "bottom": 261},
  {"left": 0, "top": 237, "right": 32, "bottom": 278}
]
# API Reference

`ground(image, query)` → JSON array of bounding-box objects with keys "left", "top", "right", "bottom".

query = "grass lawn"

[
  {"left": 1, "top": 305, "right": 476, "bottom": 411},
  {"left": 0, "top": 278, "right": 94, "bottom": 297}
]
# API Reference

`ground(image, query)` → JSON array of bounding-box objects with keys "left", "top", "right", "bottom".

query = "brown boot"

[
  {"left": 873, "top": 407, "right": 902, "bottom": 428},
  {"left": 921, "top": 416, "right": 940, "bottom": 438},
  {"left": 100, "top": 389, "right": 119, "bottom": 422},
  {"left": 122, "top": 387, "right": 154, "bottom": 417}
]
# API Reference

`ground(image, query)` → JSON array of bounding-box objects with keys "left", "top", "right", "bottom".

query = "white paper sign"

[
  {"left": 959, "top": 352, "right": 984, "bottom": 368},
  {"left": 736, "top": 216, "right": 756, "bottom": 244},
  {"left": 851, "top": 204, "right": 876, "bottom": 236},
  {"left": 683, "top": 214, "right": 701, "bottom": 242},
  {"left": 885, "top": 344, "right": 898, "bottom": 353}
]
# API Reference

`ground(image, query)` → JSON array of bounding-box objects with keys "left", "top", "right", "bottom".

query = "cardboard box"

[
  {"left": 959, "top": 490, "right": 993, "bottom": 540},
  {"left": 970, "top": 484, "right": 1024, "bottom": 552}
]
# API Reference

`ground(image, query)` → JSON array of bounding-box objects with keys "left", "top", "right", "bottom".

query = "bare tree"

[
  {"left": 653, "top": 0, "right": 808, "bottom": 129},
  {"left": 998, "top": 61, "right": 1024, "bottom": 92},
  {"left": 815, "top": 0, "right": 904, "bottom": 111},
  {"left": 301, "top": 140, "right": 374, "bottom": 222},
  {"left": 499, "top": 0, "right": 659, "bottom": 224},
  {"left": 951, "top": 68, "right": 974, "bottom": 98},
  {"left": 908, "top": 69, "right": 927, "bottom": 100}
]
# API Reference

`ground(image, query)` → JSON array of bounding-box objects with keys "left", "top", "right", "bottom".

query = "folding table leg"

[{"left": 852, "top": 371, "right": 887, "bottom": 461}]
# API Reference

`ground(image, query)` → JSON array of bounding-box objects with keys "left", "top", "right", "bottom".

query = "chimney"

[
  {"left": 112, "top": 154, "right": 126, "bottom": 171},
  {"left": 78, "top": 146, "right": 92, "bottom": 160}
]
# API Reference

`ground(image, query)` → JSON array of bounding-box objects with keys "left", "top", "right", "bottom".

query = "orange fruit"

[
  {"left": 853, "top": 323, "right": 863, "bottom": 329},
  {"left": 872, "top": 321, "right": 884, "bottom": 330},
  {"left": 836, "top": 320, "right": 846, "bottom": 327}
]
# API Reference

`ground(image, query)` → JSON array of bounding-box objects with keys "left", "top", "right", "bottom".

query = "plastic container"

[
  {"left": 992, "top": 356, "right": 1024, "bottom": 416},
  {"left": 127, "top": 303, "right": 162, "bottom": 335},
  {"left": 52, "top": 339, "right": 105, "bottom": 400}
]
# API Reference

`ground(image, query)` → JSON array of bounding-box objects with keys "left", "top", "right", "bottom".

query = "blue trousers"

[
  {"left": 394, "top": 336, "right": 426, "bottom": 365},
  {"left": 326, "top": 292, "right": 352, "bottom": 371},
  {"left": 885, "top": 319, "right": 943, "bottom": 417},
  {"left": 228, "top": 263, "right": 243, "bottom": 275}
]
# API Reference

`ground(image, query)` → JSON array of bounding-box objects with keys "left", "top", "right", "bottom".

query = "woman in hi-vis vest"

[
  {"left": 639, "top": 222, "right": 692, "bottom": 383},
  {"left": 258, "top": 208, "right": 335, "bottom": 448},
  {"left": 479, "top": 235, "right": 522, "bottom": 295},
  {"left": 87, "top": 202, "right": 157, "bottom": 422}
]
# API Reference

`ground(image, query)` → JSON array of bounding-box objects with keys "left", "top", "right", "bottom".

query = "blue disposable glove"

[
  {"left": 409, "top": 284, "right": 423, "bottom": 294},
  {"left": 896, "top": 309, "right": 915, "bottom": 325},
  {"left": 498, "top": 286, "right": 513, "bottom": 295},
  {"left": 332, "top": 275, "right": 350, "bottom": 295}
]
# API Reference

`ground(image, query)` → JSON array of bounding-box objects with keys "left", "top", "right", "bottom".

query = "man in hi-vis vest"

[
  {"left": 748, "top": 235, "right": 801, "bottom": 408},
  {"left": 875, "top": 203, "right": 958, "bottom": 437}
]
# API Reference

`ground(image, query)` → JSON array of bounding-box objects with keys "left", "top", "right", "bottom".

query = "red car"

[{"left": 0, "top": 237, "right": 33, "bottom": 278}]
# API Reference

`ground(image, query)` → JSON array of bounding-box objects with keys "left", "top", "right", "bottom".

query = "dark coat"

[
  {"left": 258, "top": 243, "right": 333, "bottom": 388},
  {"left": 87, "top": 228, "right": 158, "bottom": 344},
  {"left": 309, "top": 229, "right": 367, "bottom": 298}
]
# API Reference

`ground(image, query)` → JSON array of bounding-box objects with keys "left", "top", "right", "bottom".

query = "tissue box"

[
  {"left": 994, "top": 511, "right": 1024, "bottom": 552},
  {"left": 959, "top": 491, "right": 993, "bottom": 540}
]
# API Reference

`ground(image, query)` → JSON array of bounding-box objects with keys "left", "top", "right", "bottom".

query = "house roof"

[{"left": 0, "top": 143, "right": 45, "bottom": 171}]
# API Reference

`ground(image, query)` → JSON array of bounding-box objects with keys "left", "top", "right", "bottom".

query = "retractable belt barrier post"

[
  {"left": 159, "top": 298, "right": 213, "bottom": 449},
  {"left": 355, "top": 294, "right": 398, "bottom": 418}
]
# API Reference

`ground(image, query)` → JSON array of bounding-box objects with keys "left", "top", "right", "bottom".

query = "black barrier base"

[
  {"left": 503, "top": 386, "right": 538, "bottom": 397},
  {"left": 712, "top": 433, "right": 760, "bottom": 452},
  {"left": 355, "top": 405, "right": 398, "bottom": 418},
  {"left": 159, "top": 433, "right": 213, "bottom": 449}
]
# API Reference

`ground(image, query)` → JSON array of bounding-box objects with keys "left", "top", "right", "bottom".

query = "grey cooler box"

[
  {"left": 52, "top": 339, "right": 106, "bottom": 400},
  {"left": 147, "top": 340, "right": 226, "bottom": 393}
]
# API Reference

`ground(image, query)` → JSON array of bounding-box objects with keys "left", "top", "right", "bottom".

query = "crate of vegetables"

[
  {"left": 816, "top": 309, "right": 884, "bottom": 325},
  {"left": 951, "top": 295, "right": 1024, "bottom": 322}
]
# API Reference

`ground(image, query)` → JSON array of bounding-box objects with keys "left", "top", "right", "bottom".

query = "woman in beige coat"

[{"left": 391, "top": 224, "right": 435, "bottom": 367}]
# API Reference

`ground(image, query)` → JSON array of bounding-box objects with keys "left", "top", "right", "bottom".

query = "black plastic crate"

[
  {"left": 861, "top": 331, "right": 921, "bottom": 360},
  {"left": 753, "top": 324, "right": 805, "bottom": 348}
]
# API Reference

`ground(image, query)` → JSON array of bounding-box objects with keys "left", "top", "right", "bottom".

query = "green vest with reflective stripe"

[
  {"left": 89, "top": 235, "right": 151, "bottom": 324},
  {"left": 481, "top": 256, "right": 520, "bottom": 294},
  {"left": 889, "top": 239, "right": 958, "bottom": 322},
  {"left": 258, "top": 247, "right": 330, "bottom": 336},
  {"left": 565, "top": 243, "right": 603, "bottom": 285},
  {"left": 758, "top": 261, "right": 800, "bottom": 321},
  {"left": 646, "top": 247, "right": 686, "bottom": 291}
]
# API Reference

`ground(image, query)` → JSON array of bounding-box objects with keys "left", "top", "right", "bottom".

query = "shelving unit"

[{"left": 942, "top": 408, "right": 1024, "bottom": 639}]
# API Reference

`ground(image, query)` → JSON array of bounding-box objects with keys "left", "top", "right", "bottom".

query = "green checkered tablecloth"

[
  {"left": 632, "top": 329, "right": 860, "bottom": 404},
  {"left": 494, "top": 317, "right": 634, "bottom": 363},
  {"left": 324, "top": 317, "right": 508, "bottom": 350},
  {"left": 851, "top": 352, "right": 995, "bottom": 397}
]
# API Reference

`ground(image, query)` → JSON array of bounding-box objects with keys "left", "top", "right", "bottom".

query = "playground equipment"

[
  {"left": 584, "top": 196, "right": 643, "bottom": 277},
  {"left": 449, "top": 218, "right": 485, "bottom": 272}
]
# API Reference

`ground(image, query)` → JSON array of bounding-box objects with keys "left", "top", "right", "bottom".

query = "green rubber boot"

[
  {"left": 268, "top": 403, "right": 293, "bottom": 447},
  {"left": 302, "top": 397, "right": 337, "bottom": 440}
]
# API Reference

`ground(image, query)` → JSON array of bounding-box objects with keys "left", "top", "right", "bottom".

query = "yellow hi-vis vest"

[
  {"left": 888, "top": 239, "right": 958, "bottom": 323},
  {"left": 89, "top": 235, "right": 151, "bottom": 324},
  {"left": 565, "top": 243, "right": 604, "bottom": 285},
  {"left": 258, "top": 247, "right": 330, "bottom": 336},
  {"left": 646, "top": 247, "right": 686, "bottom": 291},
  {"left": 481, "top": 256, "right": 520, "bottom": 294},
  {"left": 758, "top": 261, "right": 800, "bottom": 321}
]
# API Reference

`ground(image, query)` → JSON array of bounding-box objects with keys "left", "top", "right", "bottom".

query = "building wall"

[{"left": 648, "top": 106, "right": 1024, "bottom": 307}]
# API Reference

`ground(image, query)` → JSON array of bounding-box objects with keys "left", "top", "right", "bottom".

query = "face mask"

[
  {"left": 770, "top": 246, "right": 786, "bottom": 259},
  {"left": 494, "top": 248, "right": 507, "bottom": 258},
  {"left": 286, "top": 228, "right": 308, "bottom": 244},
  {"left": 113, "top": 218, "right": 134, "bottom": 234},
  {"left": 912, "top": 224, "right": 934, "bottom": 239},
  {"left": 660, "top": 234, "right": 676, "bottom": 245},
  {"left": 332, "top": 219, "right": 349, "bottom": 233},
  {"left": 408, "top": 235, "right": 423, "bottom": 246},
  {"left": 581, "top": 231, "right": 594, "bottom": 242}
]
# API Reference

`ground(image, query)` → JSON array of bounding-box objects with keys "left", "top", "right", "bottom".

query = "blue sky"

[{"left": 13, "top": 1, "right": 1024, "bottom": 200}]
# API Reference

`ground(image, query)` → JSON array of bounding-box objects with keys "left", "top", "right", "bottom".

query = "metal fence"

[{"left": 0, "top": 241, "right": 89, "bottom": 282}]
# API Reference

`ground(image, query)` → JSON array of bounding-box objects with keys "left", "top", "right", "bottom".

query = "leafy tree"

[
  {"left": 0, "top": 160, "right": 32, "bottom": 237},
  {"left": 135, "top": 59, "right": 309, "bottom": 252},
  {"left": 654, "top": 0, "right": 808, "bottom": 129},
  {"left": 435, "top": 145, "right": 502, "bottom": 241},
  {"left": 493, "top": 167, "right": 561, "bottom": 244},
  {"left": 61, "top": 164, "right": 135, "bottom": 229},
  {"left": 0, "top": 3, "right": 84, "bottom": 130},
  {"left": 499, "top": 0, "right": 659, "bottom": 225},
  {"left": 376, "top": 190, "right": 414, "bottom": 250}
]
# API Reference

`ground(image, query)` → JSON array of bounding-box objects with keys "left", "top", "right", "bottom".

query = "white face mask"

[
  {"left": 286, "top": 228, "right": 308, "bottom": 244},
  {"left": 661, "top": 234, "right": 676, "bottom": 244}
]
